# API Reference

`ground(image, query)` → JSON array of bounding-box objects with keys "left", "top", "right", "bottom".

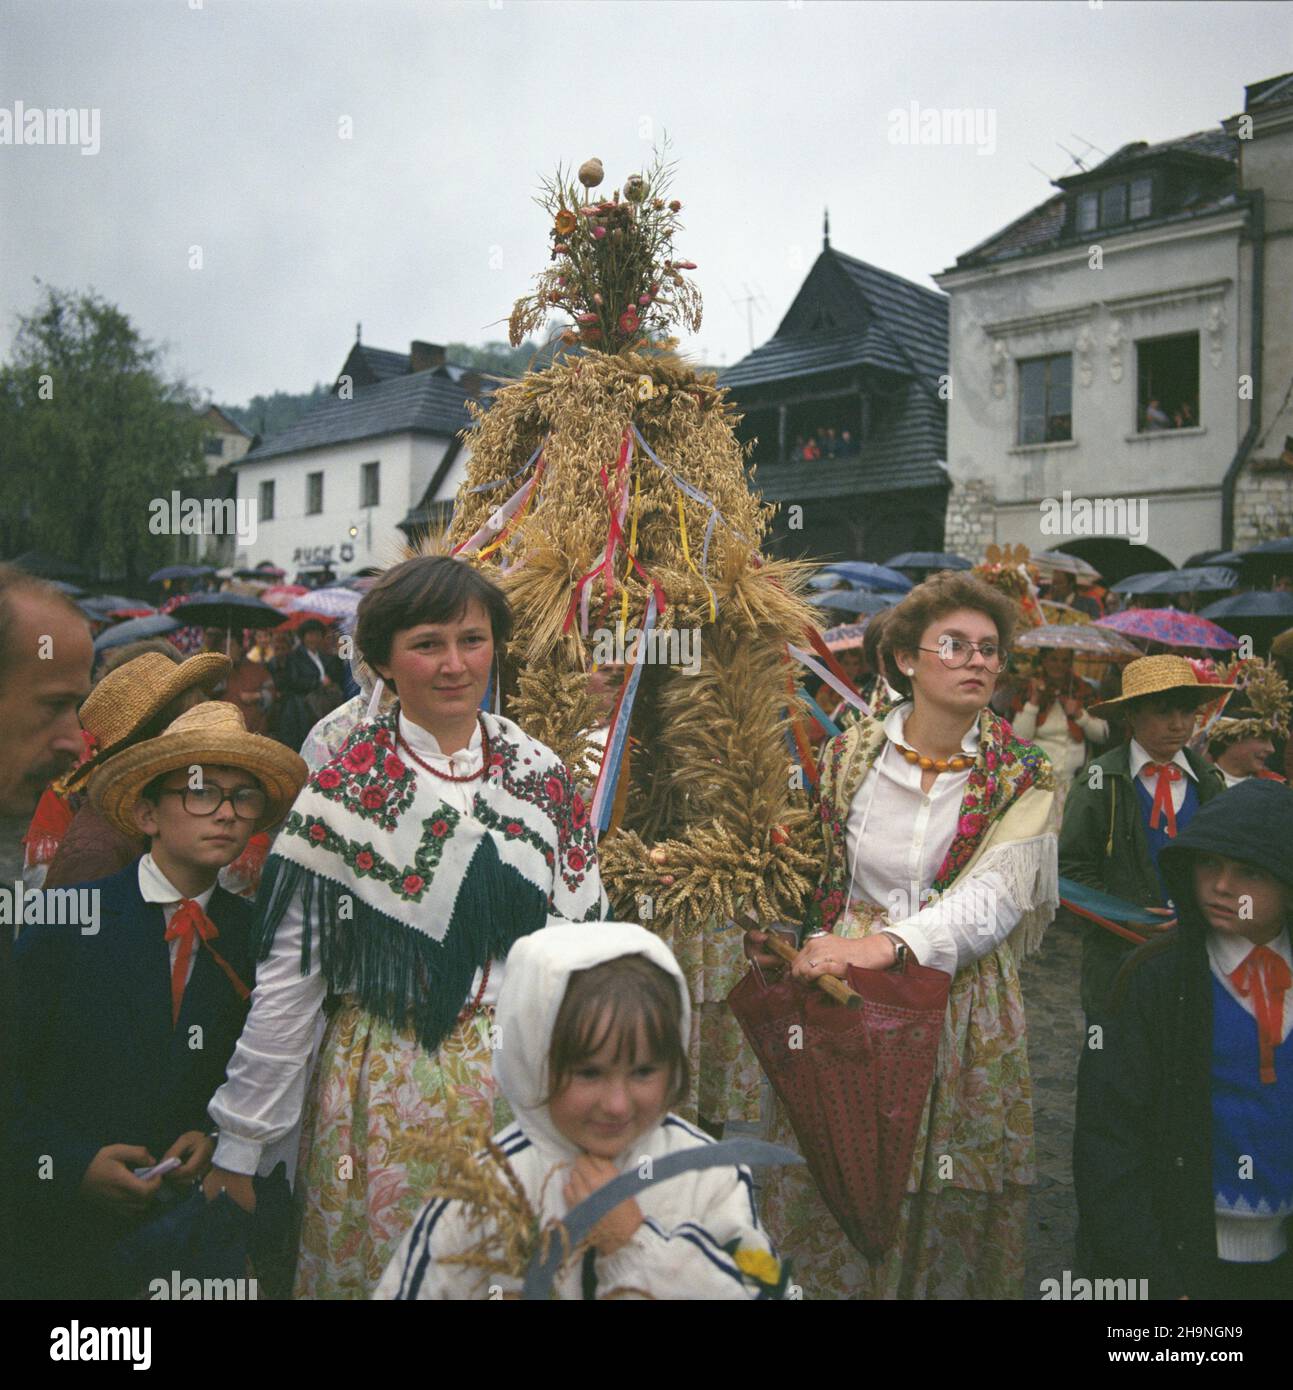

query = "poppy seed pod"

[
  {"left": 624, "top": 174, "right": 646, "bottom": 202},
  {"left": 577, "top": 157, "right": 604, "bottom": 188}
]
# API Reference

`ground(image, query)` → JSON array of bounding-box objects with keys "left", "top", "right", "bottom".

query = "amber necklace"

[{"left": 890, "top": 740, "right": 975, "bottom": 774}]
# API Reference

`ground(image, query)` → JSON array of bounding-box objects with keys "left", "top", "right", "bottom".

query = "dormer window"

[
  {"left": 1100, "top": 183, "right": 1127, "bottom": 226},
  {"left": 1071, "top": 172, "right": 1155, "bottom": 235},
  {"left": 1077, "top": 193, "right": 1098, "bottom": 233}
]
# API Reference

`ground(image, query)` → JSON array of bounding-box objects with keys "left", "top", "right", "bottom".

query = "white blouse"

[
  {"left": 844, "top": 703, "right": 1027, "bottom": 978},
  {"left": 209, "top": 713, "right": 497, "bottom": 1177}
]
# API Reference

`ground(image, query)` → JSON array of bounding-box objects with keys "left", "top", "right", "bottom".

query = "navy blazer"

[{"left": 8, "top": 859, "right": 254, "bottom": 1295}]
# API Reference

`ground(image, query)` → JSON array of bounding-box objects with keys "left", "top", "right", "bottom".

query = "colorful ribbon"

[
  {"left": 1229, "top": 945, "right": 1291, "bottom": 1084},
  {"left": 590, "top": 592, "right": 658, "bottom": 833}
]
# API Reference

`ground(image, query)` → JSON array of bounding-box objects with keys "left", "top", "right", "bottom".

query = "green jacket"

[{"left": 1058, "top": 742, "right": 1224, "bottom": 1017}]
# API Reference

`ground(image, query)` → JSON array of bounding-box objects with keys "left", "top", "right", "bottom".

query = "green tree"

[{"left": 0, "top": 283, "right": 206, "bottom": 583}]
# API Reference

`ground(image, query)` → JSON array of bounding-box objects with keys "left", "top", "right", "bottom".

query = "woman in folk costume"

[
  {"left": 1010, "top": 644, "right": 1108, "bottom": 807},
  {"left": 750, "top": 571, "right": 1059, "bottom": 1298},
  {"left": 376, "top": 921, "right": 783, "bottom": 1300},
  {"left": 204, "top": 555, "right": 608, "bottom": 1298}
]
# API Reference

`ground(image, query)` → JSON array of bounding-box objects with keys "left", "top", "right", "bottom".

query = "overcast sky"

[{"left": 1, "top": 0, "right": 1287, "bottom": 405}]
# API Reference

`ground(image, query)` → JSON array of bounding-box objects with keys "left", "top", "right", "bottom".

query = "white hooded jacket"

[{"left": 374, "top": 921, "right": 780, "bottom": 1299}]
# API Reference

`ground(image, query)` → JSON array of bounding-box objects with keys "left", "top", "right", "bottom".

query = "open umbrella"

[
  {"left": 79, "top": 594, "right": 144, "bottom": 617},
  {"left": 149, "top": 564, "right": 216, "bottom": 583},
  {"left": 883, "top": 551, "right": 972, "bottom": 572},
  {"left": 12, "top": 550, "right": 88, "bottom": 581},
  {"left": 810, "top": 590, "right": 896, "bottom": 616},
  {"left": 1096, "top": 606, "right": 1239, "bottom": 650},
  {"left": 821, "top": 621, "right": 871, "bottom": 651},
  {"left": 1014, "top": 622, "right": 1143, "bottom": 659},
  {"left": 261, "top": 584, "right": 310, "bottom": 609},
  {"left": 1033, "top": 549, "right": 1101, "bottom": 581},
  {"left": 1059, "top": 877, "right": 1164, "bottom": 947},
  {"left": 1200, "top": 591, "right": 1293, "bottom": 621},
  {"left": 820, "top": 561, "right": 912, "bottom": 594},
  {"left": 49, "top": 579, "right": 84, "bottom": 596},
  {"left": 171, "top": 593, "right": 287, "bottom": 631},
  {"left": 290, "top": 587, "right": 362, "bottom": 620},
  {"left": 729, "top": 948, "right": 951, "bottom": 1257},
  {"left": 92, "top": 613, "right": 182, "bottom": 653},
  {"left": 1113, "top": 567, "right": 1238, "bottom": 596}
]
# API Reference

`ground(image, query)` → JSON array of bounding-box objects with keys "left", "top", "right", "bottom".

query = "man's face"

[
  {"left": 0, "top": 593, "right": 94, "bottom": 815},
  {"left": 1192, "top": 853, "right": 1290, "bottom": 943}
]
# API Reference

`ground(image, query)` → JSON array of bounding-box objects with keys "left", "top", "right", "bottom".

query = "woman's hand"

[
  {"left": 743, "top": 926, "right": 797, "bottom": 972},
  {"left": 201, "top": 1166, "right": 257, "bottom": 1213},
  {"left": 163, "top": 1131, "right": 215, "bottom": 1185},
  {"left": 792, "top": 932, "right": 896, "bottom": 980},
  {"left": 563, "top": 1154, "right": 643, "bottom": 1257}
]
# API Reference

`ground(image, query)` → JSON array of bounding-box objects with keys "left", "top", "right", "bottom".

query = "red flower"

[
  {"left": 355, "top": 850, "right": 375, "bottom": 871},
  {"left": 343, "top": 742, "right": 376, "bottom": 774},
  {"left": 958, "top": 812, "right": 987, "bottom": 838},
  {"left": 544, "top": 850, "right": 554, "bottom": 864},
  {"left": 430, "top": 819, "right": 450, "bottom": 838},
  {"left": 402, "top": 874, "right": 425, "bottom": 895},
  {"left": 544, "top": 776, "right": 564, "bottom": 804},
  {"left": 361, "top": 786, "right": 387, "bottom": 810},
  {"left": 316, "top": 767, "right": 342, "bottom": 789},
  {"left": 571, "top": 794, "right": 588, "bottom": 828},
  {"left": 618, "top": 308, "right": 640, "bottom": 335},
  {"left": 384, "top": 754, "right": 407, "bottom": 780},
  {"left": 567, "top": 847, "right": 586, "bottom": 872},
  {"left": 491, "top": 752, "right": 505, "bottom": 766},
  {"left": 308, "top": 823, "right": 327, "bottom": 843},
  {"left": 372, "top": 729, "right": 393, "bottom": 748},
  {"left": 506, "top": 821, "right": 523, "bottom": 835}
]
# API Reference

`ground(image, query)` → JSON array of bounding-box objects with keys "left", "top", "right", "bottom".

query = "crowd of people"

[
  {"left": 789, "top": 426, "right": 855, "bottom": 462},
  {"left": 0, "top": 550, "right": 1289, "bottom": 1302}
]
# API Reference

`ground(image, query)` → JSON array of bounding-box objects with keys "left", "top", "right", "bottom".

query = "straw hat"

[
  {"left": 89, "top": 701, "right": 307, "bottom": 838},
  {"left": 67, "top": 651, "right": 232, "bottom": 789},
  {"left": 1090, "top": 653, "right": 1235, "bottom": 716}
]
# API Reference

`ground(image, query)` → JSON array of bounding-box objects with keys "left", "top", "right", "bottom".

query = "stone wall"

[
  {"left": 1234, "top": 456, "right": 1293, "bottom": 546},
  {"left": 944, "top": 477, "right": 996, "bottom": 559}
]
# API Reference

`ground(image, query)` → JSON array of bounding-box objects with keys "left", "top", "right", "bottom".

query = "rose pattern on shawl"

[
  {"left": 308, "top": 720, "right": 418, "bottom": 832},
  {"left": 283, "top": 806, "right": 463, "bottom": 902}
]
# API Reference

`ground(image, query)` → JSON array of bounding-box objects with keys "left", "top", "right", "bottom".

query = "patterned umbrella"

[
  {"left": 822, "top": 621, "right": 871, "bottom": 651},
  {"left": 1014, "top": 622, "right": 1142, "bottom": 658},
  {"left": 1033, "top": 549, "right": 1101, "bottom": 581},
  {"left": 1096, "top": 606, "right": 1239, "bottom": 650},
  {"left": 289, "top": 587, "right": 361, "bottom": 619}
]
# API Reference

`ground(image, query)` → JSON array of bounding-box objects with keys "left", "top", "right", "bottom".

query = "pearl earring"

[{"left": 906, "top": 668, "right": 915, "bottom": 676}]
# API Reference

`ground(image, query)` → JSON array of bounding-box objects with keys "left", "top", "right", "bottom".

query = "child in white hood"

[{"left": 375, "top": 921, "right": 783, "bottom": 1299}]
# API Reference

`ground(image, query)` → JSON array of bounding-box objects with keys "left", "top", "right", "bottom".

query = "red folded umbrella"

[{"left": 729, "top": 947, "right": 950, "bottom": 1256}]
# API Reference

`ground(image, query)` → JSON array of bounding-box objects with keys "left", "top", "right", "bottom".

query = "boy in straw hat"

[
  {"left": 33, "top": 649, "right": 231, "bottom": 891},
  {"left": 1206, "top": 656, "right": 1290, "bottom": 788},
  {"left": 7, "top": 703, "right": 306, "bottom": 1298},
  {"left": 1059, "top": 653, "right": 1234, "bottom": 1018}
]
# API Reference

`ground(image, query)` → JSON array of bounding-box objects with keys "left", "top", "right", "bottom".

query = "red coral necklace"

[{"left": 396, "top": 711, "right": 489, "bottom": 783}]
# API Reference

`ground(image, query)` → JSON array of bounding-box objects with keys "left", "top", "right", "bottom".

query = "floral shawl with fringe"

[{"left": 257, "top": 707, "right": 607, "bottom": 1054}]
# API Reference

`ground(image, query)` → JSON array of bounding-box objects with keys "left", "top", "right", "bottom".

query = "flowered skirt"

[
  {"left": 759, "top": 903, "right": 1035, "bottom": 1299},
  {"left": 292, "top": 997, "right": 509, "bottom": 1300}
]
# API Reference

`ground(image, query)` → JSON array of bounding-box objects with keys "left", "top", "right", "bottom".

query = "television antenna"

[{"left": 726, "top": 281, "right": 769, "bottom": 353}]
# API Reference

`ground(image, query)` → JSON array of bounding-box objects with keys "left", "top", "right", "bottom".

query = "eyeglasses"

[
  {"left": 917, "top": 639, "right": 1009, "bottom": 673},
  {"left": 157, "top": 785, "right": 267, "bottom": 820}
]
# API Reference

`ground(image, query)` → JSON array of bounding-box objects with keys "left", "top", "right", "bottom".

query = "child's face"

[
  {"left": 548, "top": 1014, "right": 672, "bottom": 1160},
  {"left": 1192, "top": 853, "right": 1290, "bottom": 945},
  {"left": 133, "top": 765, "right": 261, "bottom": 871},
  {"left": 1127, "top": 696, "right": 1199, "bottom": 762}
]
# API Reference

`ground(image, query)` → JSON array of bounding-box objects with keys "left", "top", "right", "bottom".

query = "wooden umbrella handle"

[{"left": 762, "top": 931, "right": 863, "bottom": 1011}]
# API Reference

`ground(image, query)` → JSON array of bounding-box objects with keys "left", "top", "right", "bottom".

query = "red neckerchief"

[{"left": 1229, "top": 945, "right": 1291, "bottom": 1084}]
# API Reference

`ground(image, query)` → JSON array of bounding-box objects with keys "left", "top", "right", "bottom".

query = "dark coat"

[
  {"left": 6, "top": 860, "right": 254, "bottom": 1298},
  {"left": 1073, "top": 779, "right": 1293, "bottom": 1299},
  {"left": 43, "top": 799, "right": 144, "bottom": 890},
  {"left": 273, "top": 645, "right": 346, "bottom": 751},
  {"left": 1059, "top": 741, "right": 1224, "bottom": 1016}
]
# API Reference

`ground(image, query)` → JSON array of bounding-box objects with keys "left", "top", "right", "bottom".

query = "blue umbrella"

[
  {"left": 883, "top": 551, "right": 972, "bottom": 572},
  {"left": 149, "top": 564, "right": 216, "bottom": 583},
  {"left": 172, "top": 593, "right": 286, "bottom": 630},
  {"left": 49, "top": 579, "right": 84, "bottom": 596},
  {"left": 1113, "top": 567, "right": 1238, "bottom": 596},
  {"left": 1245, "top": 538, "right": 1293, "bottom": 557},
  {"left": 820, "top": 561, "right": 913, "bottom": 594},
  {"left": 810, "top": 590, "right": 897, "bottom": 616},
  {"left": 80, "top": 593, "right": 144, "bottom": 616},
  {"left": 93, "top": 613, "right": 182, "bottom": 653},
  {"left": 1200, "top": 591, "right": 1293, "bottom": 621}
]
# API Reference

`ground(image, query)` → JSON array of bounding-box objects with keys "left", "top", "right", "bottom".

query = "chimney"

[
  {"left": 460, "top": 369, "right": 483, "bottom": 400},
  {"left": 410, "top": 340, "right": 446, "bottom": 374}
]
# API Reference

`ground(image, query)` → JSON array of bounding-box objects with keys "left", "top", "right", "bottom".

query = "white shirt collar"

[
  {"left": 137, "top": 852, "right": 217, "bottom": 911},
  {"left": 883, "top": 701, "right": 980, "bottom": 757},
  {"left": 1208, "top": 925, "right": 1292, "bottom": 978},
  {"left": 398, "top": 710, "right": 483, "bottom": 763},
  {"left": 1129, "top": 739, "right": 1196, "bottom": 783},
  {"left": 1218, "top": 766, "right": 1248, "bottom": 789}
]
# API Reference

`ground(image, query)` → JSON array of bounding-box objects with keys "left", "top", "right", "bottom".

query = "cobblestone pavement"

[{"left": 1020, "top": 911, "right": 1086, "bottom": 1299}]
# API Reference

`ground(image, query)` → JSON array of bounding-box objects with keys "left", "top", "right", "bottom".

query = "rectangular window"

[
  {"left": 1100, "top": 183, "right": 1127, "bottom": 226},
  {"left": 259, "top": 479, "right": 275, "bottom": 522},
  {"left": 361, "top": 460, "right": 380, "bottom": 508},
  {"left": 204, "top": 434, "right": 224, "bottom": 458},
  {"left": 1076, "top": 193, "right": 1098, "bottom": 234},
  {"left": 1018, "top": 354, "right": 1073, "bottom": 445},
  {"left": 1137, "top": 333, "right": 1200, "bottom": 432},
  {"left": 1130, "top": 175, "right": 1153, "bottom": 220},
  {"left": 306, "top": 471, "right": 324, "bottom": 515}
]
